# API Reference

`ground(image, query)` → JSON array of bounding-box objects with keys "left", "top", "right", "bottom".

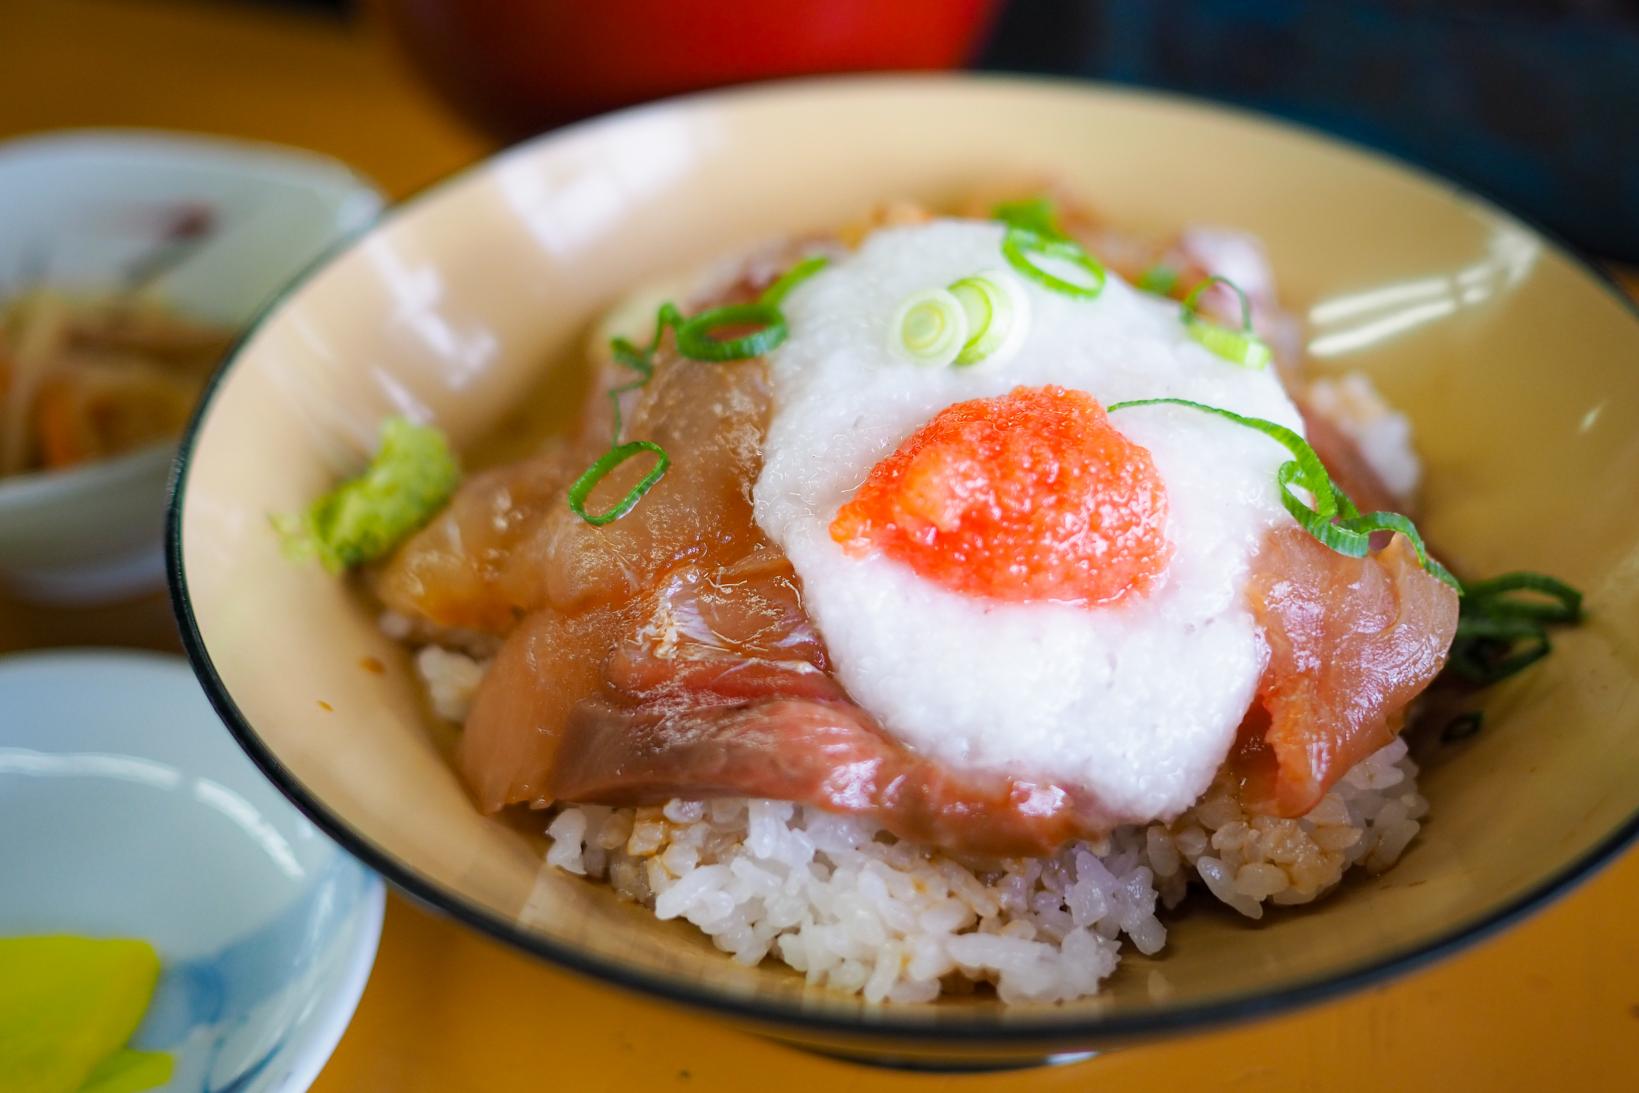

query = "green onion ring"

[
  {"left": 610, "top": 294, "right": 790, "bottom": 376},
  {"left": 758, "top": 255, "right": 829, "bottom": 308},
  {"left": 1001, "top": 228, "right": 1107, "bottom": 300},
  {"left": 674, "top": 302, "right": 787, "bottom": 361},
  {"left": 1445, "top": 570, "right": 1583, "bottom": 683},
  {"left": 605, "top": 303, "right": 684, "bottom": 439},
  {"left": 582, "top": 267, "right": 809, "bottom": 526},
  {"left": 1448, "top": 624, "right": 1552, "bottom": 684},
  {"left": 890, "top": 287, "right": 968, "bottom": 366},
  {"left": 1179, "top": 275, "right": 1270, "bottom": 370},
  {"left": 948, "top": 271, "right": 1023, "bottom": 366},
  {"left": 1462, "top": 572, "right": 1582, "bottom": 623},
  {"left": 1182, "top": 275, "right": 1256, "bottom": 330},
  {"left": 1107, "top": 396, "right": 1460, "bottom": 591},
  {"left": 947, "top": 277, "right": 995, "bottom": 366},
  {"left": 1187, "top": 320, "right": 1272, "bottom": 370},
  {"left": 567, "top": 440, "right": 670, "bottom": 527}
]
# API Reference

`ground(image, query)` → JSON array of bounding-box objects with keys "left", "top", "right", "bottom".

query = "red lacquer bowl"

[{"left": 373, "top": 0, "right": 1003, "bottom": 139}]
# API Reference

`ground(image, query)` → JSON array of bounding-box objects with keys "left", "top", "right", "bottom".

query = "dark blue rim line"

[{"left": 164, "top": 72, "right": 1639, "bottom": 1049}]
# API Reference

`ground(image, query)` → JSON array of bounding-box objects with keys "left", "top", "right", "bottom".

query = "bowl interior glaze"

[{"left": 170, "top": 77, "right": 1639, "bottom": 1061}]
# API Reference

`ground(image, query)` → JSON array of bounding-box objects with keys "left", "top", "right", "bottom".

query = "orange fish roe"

[{"left": 830, "top": 385, "right": 1171, "bottom": 606}]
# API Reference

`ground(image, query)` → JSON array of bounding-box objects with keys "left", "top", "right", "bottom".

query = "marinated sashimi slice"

[
  {"left": 531, "top": 356, "right": 772, "bottom": 613},
  {"left": 461, "top": 547, "right": 1112, "bottom": 856},
  {"left": 602, "top": 550, "right": 837, "bottom": 703},
  {"left": 465, "top": 524, "right": 1457, "bottom": 852},
  {"left": 1238, "top": 528, "right": 1459, "bottom": 817},
  {"left": 372, "top": 443, "right": 586, "bottom": 633},
  {"left": 461, "top": 549, "right": 825, "bottom": 812},
  {"left": 374, "top": 240, "right": 824, "bottom": 634},
  {"left": 376, "top": 347, "right": 772, "bottom": 629},
  {"left": 551, "top": 698, "right": 1109, "bottom": 858},
  {"left": 458, "top": 600, "right": 631, "bottom": 813}
]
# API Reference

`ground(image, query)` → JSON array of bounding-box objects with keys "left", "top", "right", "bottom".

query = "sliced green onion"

[
  {"left": 948, "top": 270, "right": 1025, "bottom": 366},
  {"left": 890, "top": 287, "right": 968, "bottom": 366},
  {"left": 758, "top": 255, "right": 829, "bottom": 308},
  {"left": 674, "top": 302, "right": 786, "bottom": 361},
  {"left": 1182, "top": 275, "right": 1256, "bottom": 329},
  {"left": 1107, "top": 397, "right": 1459, "bottom": 591},
  {"left": 1137, "top": 264, "right": 1180, "bottom": 295},
  {"left": 606, "top": 302, "right": 684, "bottom": 439},
  {"left": 609, "top": 296, "right": 788, "bottom": 374},
  {"left": 1462, "top": 572, "right": 1582, "bottom": 624},
  {"left": 1180, "top": 275, "right": 1270, "bottom": 370},
  {"left": 1188, "top": 321, "right": 1272, "bottom": 370},
  {"left": 567, "top": 440, "right": 670, "bottom": 527},
  {"left": 1001, "top": 228, "right": 1107, "bottom": 300},
  {"left": 1446, "top": 570, "right": 1583, "bottom": 684},
  {"left": 992, "top": 196, "right": 1062, "bottom": 238},
  {"left": 583, "top": 268, "right": 808, "bottom": 526},
  {"left": 609, "top": 302, "right": 682, "bottom": 377},
  {"left": 1448, "top": 618, "right": 1552, "bottom": 684}
]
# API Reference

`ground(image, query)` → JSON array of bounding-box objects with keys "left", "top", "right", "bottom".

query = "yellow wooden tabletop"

[{"left": 3, "top": 2, "right": 1635, "bottom": 1089}]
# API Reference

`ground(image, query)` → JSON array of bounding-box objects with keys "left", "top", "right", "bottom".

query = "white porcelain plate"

[{"left": 0, "top": 650, "right": 385, "bottom": 1092}]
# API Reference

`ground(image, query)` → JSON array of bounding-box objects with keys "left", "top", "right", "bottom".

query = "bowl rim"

[
  {"left": 0, "top": 126, "right": 382, "bottom": 191},
  {"left": 165, "top": 72, "right": 1639, "bottom": 1046},
  {"left": 0, "top": 440, "right": 174, "bottom": 511},
  {"left": 277, "top": 875, "right": 387, "bottom": 1092}
]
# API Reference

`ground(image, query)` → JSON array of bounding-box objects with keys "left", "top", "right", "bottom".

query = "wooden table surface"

[{"left": 3, "top": 2, "right": 1635, "bottom": 1089}]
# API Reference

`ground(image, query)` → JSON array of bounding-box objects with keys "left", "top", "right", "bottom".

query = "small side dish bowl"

[
  {"left": 0, "top": 131, "right": 382, "bottom": 604},
  {"left": 0, "top": 650, "right": 385, "bottom": 1091},
  {"left": 169, "top": 77, "right": 1639, "bottom": 1067}
]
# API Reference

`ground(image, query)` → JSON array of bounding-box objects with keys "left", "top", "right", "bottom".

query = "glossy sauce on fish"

[{"left": 378, "top": 231, "right": 1457, "bottom": 856}]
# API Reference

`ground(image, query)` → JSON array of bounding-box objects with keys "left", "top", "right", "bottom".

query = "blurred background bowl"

[
  {"left": 371, "top": 0, "right": 1001, "bottom": 139},
  {"left": 0, "top": 649, "right": 386, "bottom": 1091},
  {"left": 170, "top": 77, "right": 1639, "bottom": 1067},
  {"left": 0, "top": 130, "right": 382, "bottom": 604}
]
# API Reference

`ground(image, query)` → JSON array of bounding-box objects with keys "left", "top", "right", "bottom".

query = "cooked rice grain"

[
  {"left": 1306, "top": 372, "right": 1422, "bottom": 504},
  {"left": 539, "top": 739, "right": 1425, "bottom": 1004}
]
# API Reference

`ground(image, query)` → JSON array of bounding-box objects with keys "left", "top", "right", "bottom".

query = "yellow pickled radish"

[
  {"left": 77, "top": 1049, "right": 174, "bottom": 1093},
  {"left": 0, "top": 936, "right": 167, "bottom": 1093}
]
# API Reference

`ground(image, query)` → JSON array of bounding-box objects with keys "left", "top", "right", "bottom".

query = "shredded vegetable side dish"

[{"left": 0, "top": 291, "right": 233, "bottom": 478}]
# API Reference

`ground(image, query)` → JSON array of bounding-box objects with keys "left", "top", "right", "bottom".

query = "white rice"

[
  {"left": 1306, "top": 372, "right": 1422, "bottom": 503},
  {"left": 414, "top": 645, "right": 490, "bottom": 722},
  {"left": 410, "top": 633, "right": 1424, "bottom": 1004},
  {"left": 528, "top": 742, "right": 1424, "bottom": 1005}
]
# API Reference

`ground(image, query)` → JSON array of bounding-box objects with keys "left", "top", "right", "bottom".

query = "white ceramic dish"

[
  {"left": 0, "top": 130, "right": 382, "bottom": 604},
  {"left": 0, "top": 650, "right": 385, "bottom": 1092}
]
